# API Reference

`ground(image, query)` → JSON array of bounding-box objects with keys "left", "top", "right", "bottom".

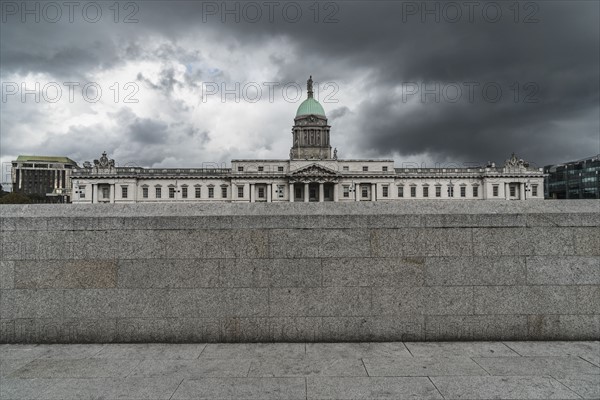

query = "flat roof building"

[
  {"left": 544, "top": 155, "right": 600, "bottom": 199},
  {"left": 11, "top": 155, "right": 79, "bottom": 203}
]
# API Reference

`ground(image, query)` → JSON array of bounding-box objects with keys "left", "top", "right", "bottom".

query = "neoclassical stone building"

[{"left": 71, "top": 77, "right": 544, "bottom": 203}]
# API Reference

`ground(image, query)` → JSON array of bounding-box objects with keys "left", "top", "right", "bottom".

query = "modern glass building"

[{"left": 544, "top": 155, "right": 600, "bottom": 199}]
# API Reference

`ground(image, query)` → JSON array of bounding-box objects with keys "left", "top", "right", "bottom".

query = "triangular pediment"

[{"left": 290, "top": 163, "right": 339, "bottom": 177}]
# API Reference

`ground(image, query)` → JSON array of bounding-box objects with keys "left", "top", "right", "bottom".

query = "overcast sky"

[{"left": 1, "top": 0, "right": 598, "bottom": 177}]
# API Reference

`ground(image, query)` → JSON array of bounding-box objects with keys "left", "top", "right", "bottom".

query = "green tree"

[{"left": 0, "top": 192, "right": 31, "bottom": 204}]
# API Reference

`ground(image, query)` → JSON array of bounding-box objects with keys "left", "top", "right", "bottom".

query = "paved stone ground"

[{"left": 1, "top": 342, "right": 598, "bottom": 399}]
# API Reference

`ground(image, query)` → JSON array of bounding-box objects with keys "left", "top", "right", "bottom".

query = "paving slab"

[
  {"left": 128, "top": 358, "right": 252, "bottom": 378},
  {"left": 0, "top": 344, "right": 51, "bottom": 359},
  {"left": 307, "top": 376, "right": 443, "bottom": 399},
  {"left": 36, "top": 344, "right": 106, "bottom": 359},
  {"left": 0, "top": 358, "right": 37, "bottom": 377},
  {"left": 431, "top": 376, "right": 582, "bottom": 399},
  {"left": 306, "top": 342, "right": 412, "bottom": 359},
  {"left": 504, "top": 341, "right": 600, "bottom": 365},
  {"left": 93, "top": 343, "right": 206, "bottom": 359},
  {"left": 405, "top": 341, "right": 519, "bottom": 358},
  {"left": 171, "top": 377, "right": 306, "bottom": 399},
  {"left": 473, "top": 356, "right": 600, "bottom": 377},
  {"left": 363, "top": 356, "right": 489, "bottom": 376},
  {"left": 0, "top": 378, "right": 58, "bottom": 399},
  {"left": 248, "top": 356, "right": 367, "bottom": 377},
  {"left": 7, "top": 358, "right": 141, "bottom": 378},
  {"left": 556, "top": 374, "right": 600, "bottom": 399},
  {"left": 200, "top": 343, "right": 305, "bottom": 359}
]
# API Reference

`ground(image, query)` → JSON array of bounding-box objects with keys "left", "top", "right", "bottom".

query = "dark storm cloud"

[{"left": 1, "top": 0, "right": 598, "bottom": 166}]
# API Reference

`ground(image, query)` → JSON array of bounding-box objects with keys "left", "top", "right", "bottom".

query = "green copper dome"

[{"left": 296, "top": 97, "right": 326, "bottom": 117}]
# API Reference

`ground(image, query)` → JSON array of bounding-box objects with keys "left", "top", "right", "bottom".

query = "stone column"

[
  {"left": 109, "top": 184, "right": 115, "bottom": 203},
  {"left": 333, "top": 183, "right": 339, "bottom": 202},
  {"left": 289, "top": 183, "right": 294, "bottom": 202},
  {"left": 250, "top": 184, "right": 255, "bottom": 203},
  {"left": 355, "top": 184, "right": 360, "bottom": 201},
  {"left": 304, "top": 183, "right": 309, "bottom": 202},
  {"left": 319, "top": 183, "right": 324, "bottom": 202},
  {"left": 505, "top": 183, "right": 510, "bottom": 200},
  {"left": 371, "top": 183, "right": 376, "bottom": 202},
  {"left": 267, "top": 184, "right": 272, "bottom": 202},
  {"left": 92, "top": 184, "right": 98, "bottom": 203},
  {"left": 520, "top": 183, "right": 526, "bottom": 200}
]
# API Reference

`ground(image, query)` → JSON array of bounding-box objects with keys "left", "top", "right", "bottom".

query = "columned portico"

[{"left": 520, "top": 183, "right": 526, "bottom": 200}]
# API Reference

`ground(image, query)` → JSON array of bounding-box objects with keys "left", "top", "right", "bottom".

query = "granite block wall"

[{"left": 0, "top": 201, "right": 598, "bottom": 343}]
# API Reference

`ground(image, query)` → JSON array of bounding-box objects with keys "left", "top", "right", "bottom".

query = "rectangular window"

[
  {"left": 343, "top": 185, "right": 350, "bottom": 198},
  {"left": 102, "top": 187, "right": 109, "bottom": 199},
  {"left": 278, "top": 166, "right": 284, "bottom": 172},
  {"left": 362, "top": 166, "right": 368, "bottom": 172},
  {"left": 237, "top": 166, "right": 244, "bottom": 172},
  {"left": 343, "top": 166, "right": 349, "bottom": 171},
  {"left": 79, "top": 186, "right": 86, "bottom": 199},
  {"left": 258, "top": 166, "right": 264, "bottom": 172},
  {"left": 182, "top": 187, "right": 188, "bottom": 198},
  {"left": 436, "top": 186, "right": 441, "bottom": 197},
  {"left": 238, "top": 186, "right": 244, "bottom": 198},
  {"left": 510, "top": 185, "right": 516, "bottom": 197},
  {"left": 142, "top": 187, "right": 148, "bottom": 198},
  {"left": 169, "top": 187, "right": 175, "bottom": 198},
  {"left": 155, "top": 187, "right": 161, "bottom": 199},
  {"left": 410, "top": 186, "right": 416, "bottom": 198},
  {"left": 382, "top": 186, "right": 388, "bottom": 197},
  {"left": 295, "top": 187, "right": 302, "bottom": 199},
  {"left": 398, "top": 186, "right": 404, "bottom": 197},
  {"left": 382, "top": 166, "right": 388, "bottom": 172},
  {"left": 473, "top": 186, "right": 479, "bottom": 197},
  {"left": 195, "top": 187, "right": 201, "bottom": 198},
  {"left": 460, "top": 186, "right": 466, "bottom": 197},
  {"left": 208, "top": 187, "right": 214, "bottom": 198},
  {"left": 532, "top": 184, "right": 538, "bottom": 197},
  {"left": 121, "top": 186, "right": 128, "bottom": 199},
  {"left": 258, "top": 187, "right": 265, "bottom": 198},
  {"left": 423, "top": 186, "right": 429, "bottom": 198},
  {"left": 361, "top": 186, "right": 368, "bottom": 198},
  {"left": 221, "top": 187, "right": 227, "bottom": 198},
  {"left": 448, "top": 185, "right": 454, "bottom": 197},
  {"left": 493, "top": 185, "right": 499, "bottom": 197},
  {"left": 277, "top": 185, "right": 285, "bottom": 198}
]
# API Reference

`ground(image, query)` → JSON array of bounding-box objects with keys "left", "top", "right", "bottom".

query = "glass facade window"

[{"left": 544, "top": 156, "right": 599, "bottom": 199}]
